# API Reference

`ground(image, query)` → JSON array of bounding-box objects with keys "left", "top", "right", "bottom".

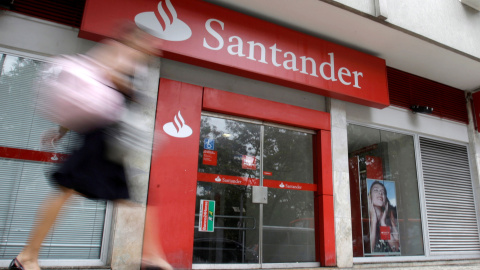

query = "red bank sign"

[{"left": 81, "top": 0, "right": 389, "bottom": 108}]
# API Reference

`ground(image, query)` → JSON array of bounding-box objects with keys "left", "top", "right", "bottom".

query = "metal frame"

[
  {"left": 417, "top": 133, "right": 480, "bottom": 257},
  {"left": 201, "top": 111, "right": 316, "bottom": 134},
  {"left": 194, "top": 113, "right": 318, "bottom": 269},
  {"left": 193, "top": 262, "right": 320, "bottom": 269}
]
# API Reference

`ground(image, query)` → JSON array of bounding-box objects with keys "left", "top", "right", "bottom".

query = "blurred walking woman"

[
  {"left": 368, "top": 180, "right": 400, "bottom": 253},
  {"left": 9, "top": 23, "right": 171, "bottom": 270}
]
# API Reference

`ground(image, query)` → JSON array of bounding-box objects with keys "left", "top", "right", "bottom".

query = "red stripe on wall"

[
  {"left": 263, "top": 179, "right": 317, "bottom": 192},
  {"left": 203, "top": 88, "right": 331, "bottom": 131},
  {"left": 0, "top": 146, "right": 68, "bottom": 163},
  {"left": 197, "top": 172, "right": 260, "bottom": 186}
]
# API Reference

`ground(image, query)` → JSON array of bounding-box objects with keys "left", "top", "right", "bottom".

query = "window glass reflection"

[
  {"left": 347, "top": 124, "right": 424, "bottom": 257},
  {"left": 263, "top": 126, "right": 313, "bottom": 183},
  {"left": 197, "top": 116, "right": 260, "bottom": 179}
]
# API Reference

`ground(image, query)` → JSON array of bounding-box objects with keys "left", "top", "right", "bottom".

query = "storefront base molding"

[
  {"left": 0, "top": 267, "right": 110, "bottom": 270},
  {"left": 353, "top": 259, "right": 480, "bottom": 270}
]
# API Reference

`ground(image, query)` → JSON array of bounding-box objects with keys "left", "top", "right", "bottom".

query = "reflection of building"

[{"left": 1, "top": 0, "right": 480, "bottom": 269}]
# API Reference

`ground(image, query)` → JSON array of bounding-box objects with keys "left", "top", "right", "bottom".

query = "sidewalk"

[
  {"left": 2, "top": 260, "right": 480, "bottom": 270},
  {"left": 351, "top": 260, "right": 480, "bottom": 270}
]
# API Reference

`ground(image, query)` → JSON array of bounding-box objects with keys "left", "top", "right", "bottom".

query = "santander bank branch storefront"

[
  {"left": 80, "top": 0, "right": 390, "bottom": 268},
  {"left": 1, "top": 0, "right": 479, "bottom": 269}
]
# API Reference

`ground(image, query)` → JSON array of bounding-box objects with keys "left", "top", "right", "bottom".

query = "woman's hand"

[{"left": 41, "top": 126, "right": 68, "bottom": 148}]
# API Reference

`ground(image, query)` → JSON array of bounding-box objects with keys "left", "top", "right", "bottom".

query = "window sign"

[
  {"left": 242, "top": 155, "right": 257, "bottom": 170},
  {"left": 202, "top": 150, "right": 217, "bottom": 166},
  {"left": 204, "top": 138, "right": 215, "bottom": 150},
  {"left": 366, "top": 179, "right": 400, "bottom": 254},
  {"left": 199, "top": 200, "right": 215, "bottom": 232}
]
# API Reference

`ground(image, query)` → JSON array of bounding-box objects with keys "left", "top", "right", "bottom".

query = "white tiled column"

[
  {"left": 110, "top": 58, "right": 161, "bottom": 270},
  {"left": 327, "top": 98, "right": 353, "bottom": 268}
]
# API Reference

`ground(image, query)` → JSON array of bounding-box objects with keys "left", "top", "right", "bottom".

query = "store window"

[
  {"left": 0, "top": 53, "right": 108, "bottom": 260},
  {"left": 193, "top": 114, "right": 316, "bottom": 265},
  {"left": 347, "top": 124, "right": 424, "bottom": 257}
]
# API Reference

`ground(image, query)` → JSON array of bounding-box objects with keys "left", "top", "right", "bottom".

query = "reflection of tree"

[
  {"left": 0, "top": 56, "right": 45, "bottom": 138},
  {"left": 0, "top": 56, "right": 44, "bottom": 95},
  {"left": 195, "top": 117, "right": 261, "bottom": 263},
  {"left": 263, "top": 127, "right": 313, "bottom": 182},
  {"left": 194, "top": 117, "right": 316, "bottom": 263},
  {"left": 198, "top": 117, "right": 260, "bottom": 179},
  {"left": 263, "top": 127, "right": 314, "bottom": 226}
]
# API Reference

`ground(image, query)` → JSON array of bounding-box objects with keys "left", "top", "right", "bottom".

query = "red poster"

[
  {"left": 202, "top": 150, "right": 217, "bottom": 166},
  {"left": 242, "top": 155, "right": 256, "bottom": 170},
  {"left": 263, "top": 171, "right": 272, "bottom": 176},
  {"left": 380, "top": 226, "right": 391, "bottom": 240}
]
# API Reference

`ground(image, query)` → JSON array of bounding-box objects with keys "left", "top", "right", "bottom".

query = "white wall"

[
  {"left": 0, "top": 11, "right": 96, "bottom": 56},
  {"left": 346, "top": 103, "right": 469, "bottom": 143},
  {"left": 333, "top": 0, "right": 480, "bottom": 59}
]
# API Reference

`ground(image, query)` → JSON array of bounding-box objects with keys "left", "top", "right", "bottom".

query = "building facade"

[{"left": 1, "top": 0, "right": 480, "bottom": 269}]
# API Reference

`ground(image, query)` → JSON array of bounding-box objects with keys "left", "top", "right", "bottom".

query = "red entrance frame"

[{"left": 145, "top": 79, "right": 335, "bottom": 268}]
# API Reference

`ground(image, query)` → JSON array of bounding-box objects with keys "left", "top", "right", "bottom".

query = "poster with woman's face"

[{"left": 365, "top": 179, "right": 401, "bottom": 255}]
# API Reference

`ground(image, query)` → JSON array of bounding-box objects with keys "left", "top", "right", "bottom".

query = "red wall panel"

[
  {"left": 388, "top": 67, "right": 468, "bottom": 123},
  {"left": 203, "top": 88, "right": 331, "bottom": 131},
  {"left": 148, "top": 80, "right": 335, "bottom": 267},
  {"left": 144, "top": 79, "right": 203, "bottom": 268}
]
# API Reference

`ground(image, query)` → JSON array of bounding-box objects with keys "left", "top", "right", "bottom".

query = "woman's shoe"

[
  {"left": 141, "top": 258, "right": 173, "bottom": 270},
  {"left": 8, "top": 258, "right": 25, "bottom": 270}
]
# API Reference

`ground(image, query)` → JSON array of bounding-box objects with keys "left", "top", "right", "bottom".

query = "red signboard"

[
  {"left": 145, "top": 79, "right": 203, "bottom": 268},
  {"left": 380, "top": 226, "right": 391, "bottom": 240},
  {"left": 202, "top": 150, "right": 217, "bottom": 166},
  {"left": 81, "top": 0, "right": 389, "bottom": 108},
  {"left": 241, "top": 155, "right": 256, "bottom": 170}
]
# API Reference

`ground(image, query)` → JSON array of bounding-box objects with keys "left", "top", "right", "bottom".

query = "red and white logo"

[
  {"left": 135, "top": 0, "right": 192, "bottom": 41},
  {"left": 163, "top": 111, "right": 193, "bottom": 138}
]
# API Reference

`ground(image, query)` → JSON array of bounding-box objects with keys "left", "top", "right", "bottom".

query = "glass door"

[
  {"left": 193, "top": 113, "right": 317, "bottom": 267},
  {"left": 262, "top": 125, "right": 316, "bottom": 264}
]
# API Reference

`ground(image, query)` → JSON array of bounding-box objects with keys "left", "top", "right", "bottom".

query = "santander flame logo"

[
  {"left": 135, "top": 0, "right": 192, "bottom": 41},
  {"left": 163, "top": 111, "right": 193, "bottom": 138}
]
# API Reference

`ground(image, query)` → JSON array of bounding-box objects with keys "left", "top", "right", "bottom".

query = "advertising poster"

[
  {"left": 199, "top": 200, "right": 215, "bottom": 232},
  {"left": 365, "top": 179, "right": 401, "bottom": 255}
]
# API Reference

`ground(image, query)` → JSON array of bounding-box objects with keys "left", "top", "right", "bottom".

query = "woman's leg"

[
  {"left": 141, "top": 205, "right": 172, "bottom": 270},
  {"left": 15, "top": 188, "right": 75, "bottom": 270}
]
